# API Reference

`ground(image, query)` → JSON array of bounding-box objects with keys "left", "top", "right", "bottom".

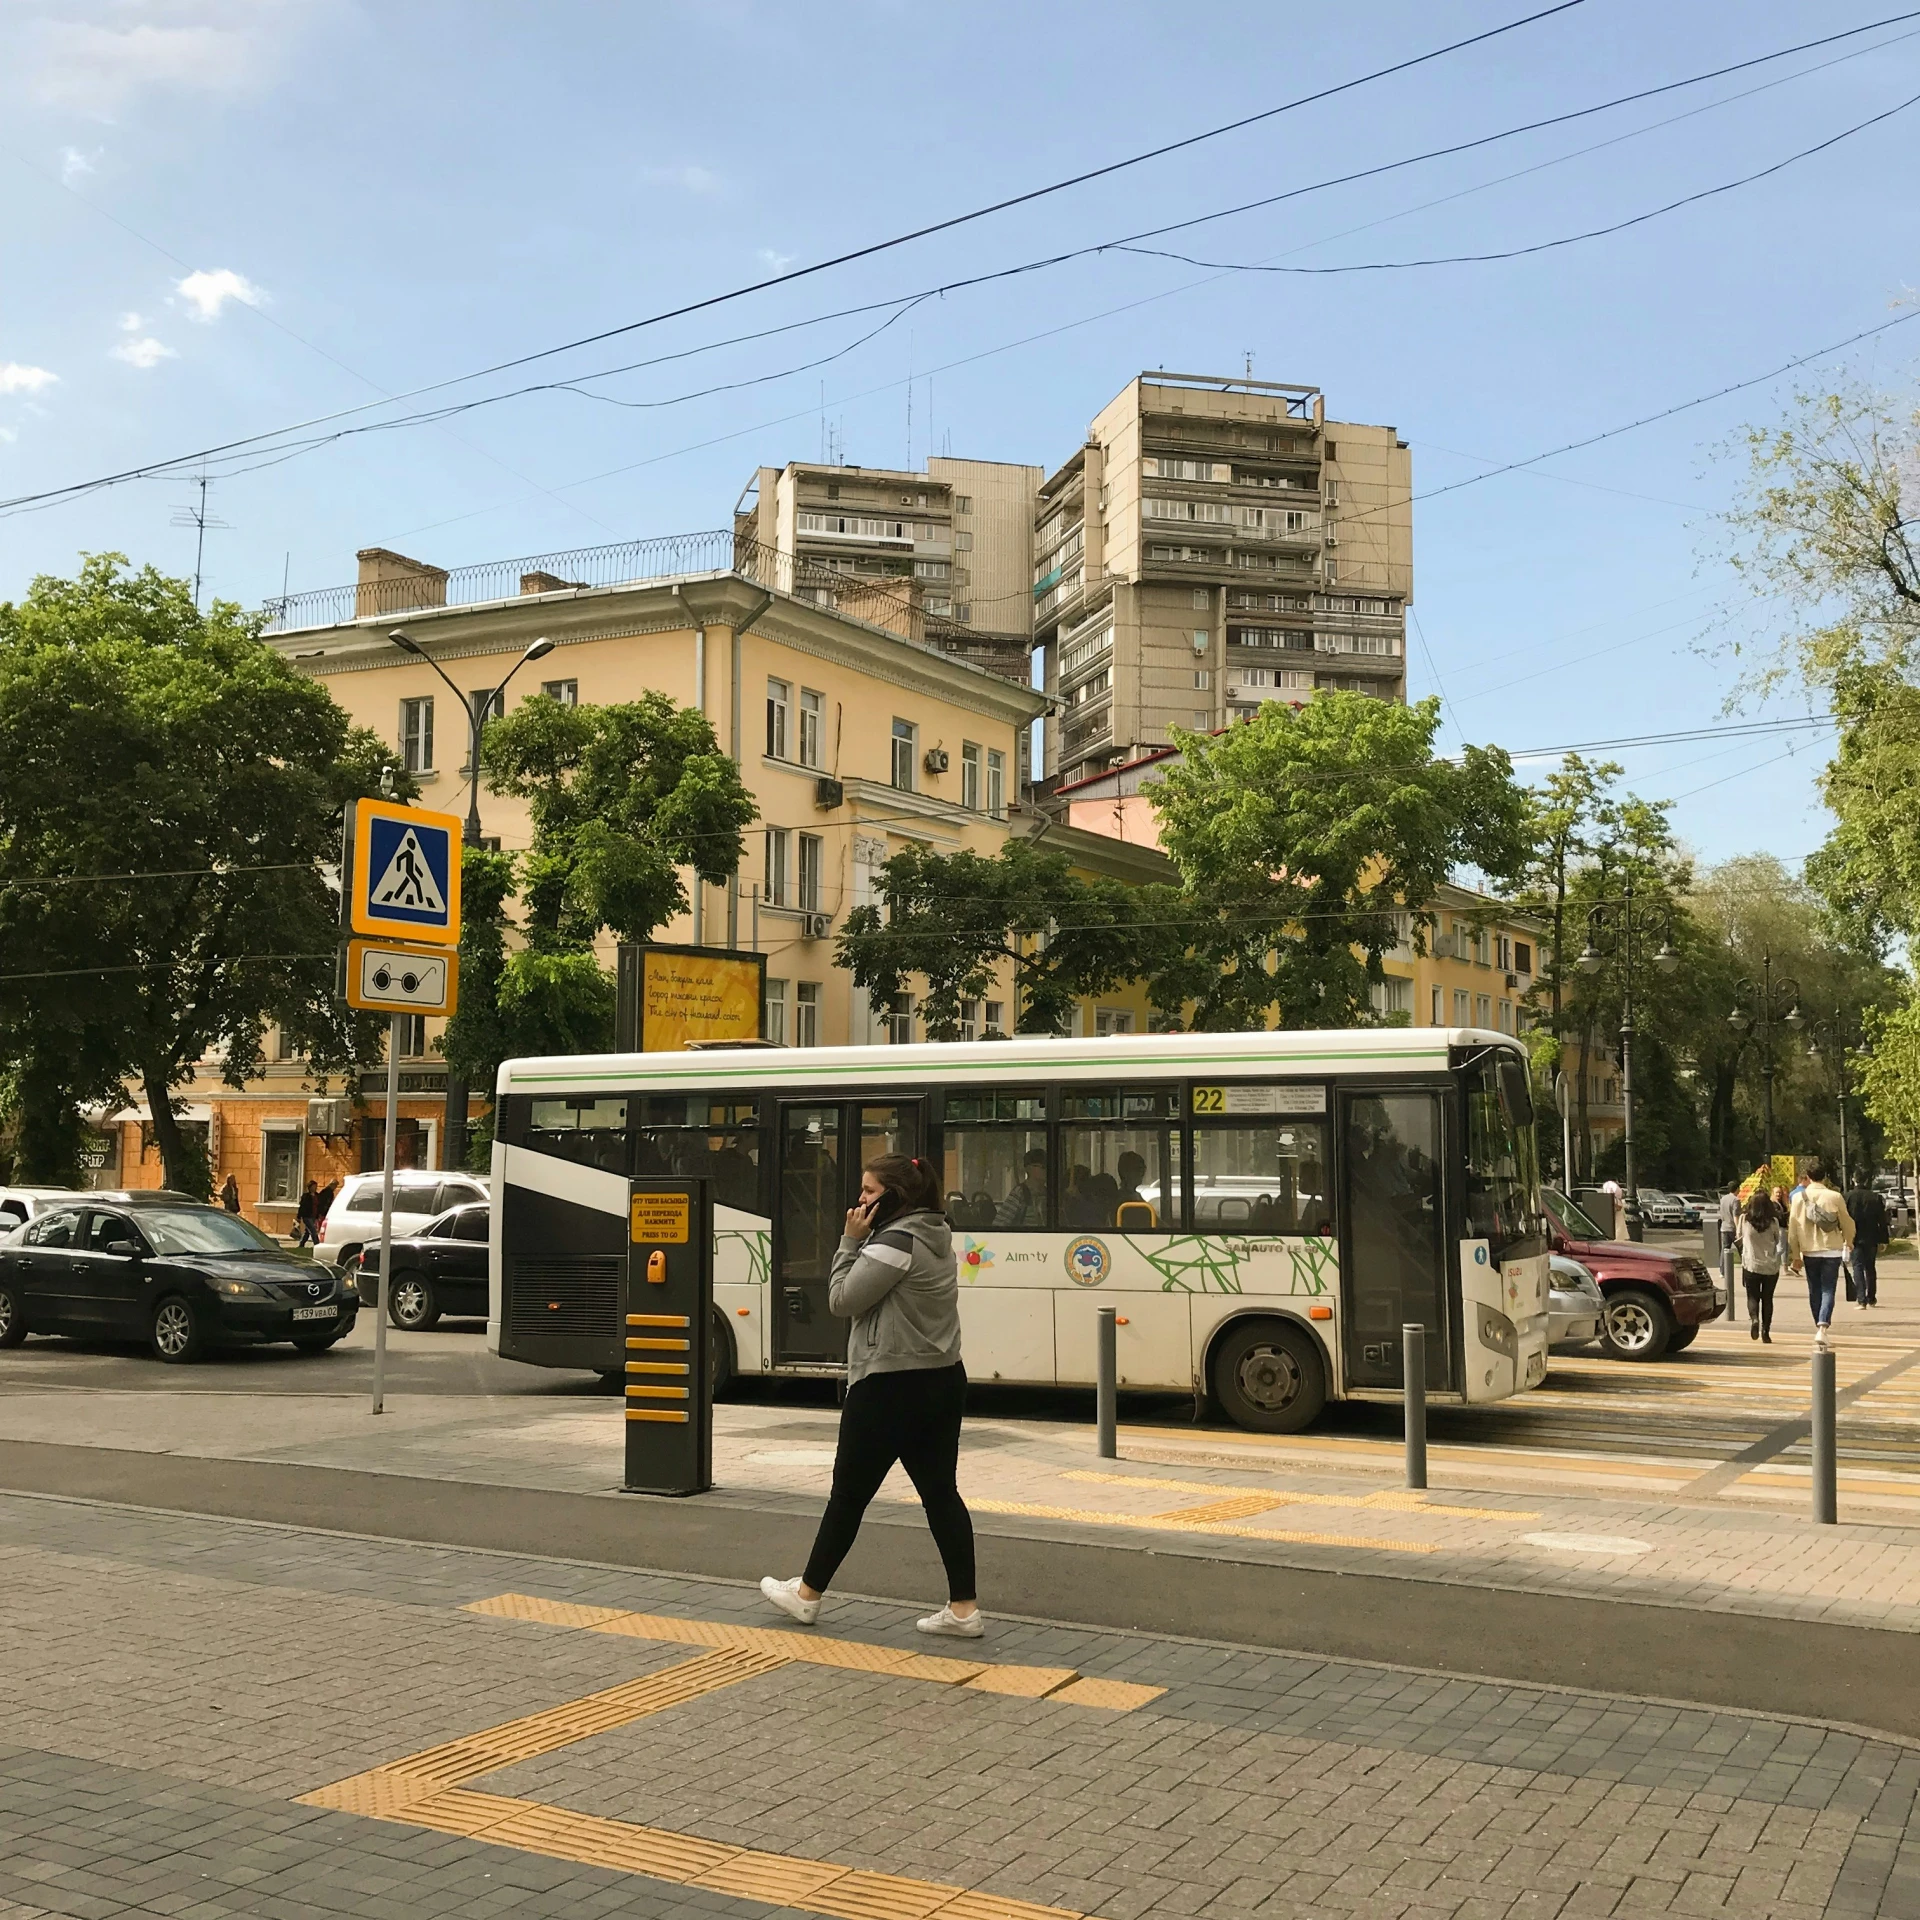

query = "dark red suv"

[{"left": 1542, "top": 1189, "right": 1724, "bottom": 1361}]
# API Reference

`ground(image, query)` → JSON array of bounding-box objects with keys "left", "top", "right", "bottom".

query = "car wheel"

[
  {"left": 1210, "top": 1318, "right": 1327, "bottom": 1433},
  {"left": 1666, "top": 1325, "right": 1699, "bottom": 1352},
  {"left": 710, "top": 1307, "right": 735, "bottom": 1399},
  {"left": 1600, "top": 1288, "right": 1673, "bottom": 1362},
  {"left": 0, "top": 1282, "right": 25, "bottom": 1348},
  {"left": 150, "top": 1295, "right": 205, "bottom": 1365},
  {"left": 388, "top": 1272, "right": 439, "bottom": 1331}
]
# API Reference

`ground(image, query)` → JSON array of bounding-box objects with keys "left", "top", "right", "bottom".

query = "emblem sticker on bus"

[{"left": 1065, "top": 1237, "right": 1111, "bottom": 1286}]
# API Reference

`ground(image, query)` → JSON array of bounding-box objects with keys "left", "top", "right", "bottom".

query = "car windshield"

[
  {"left": 1543, "top": 1188, "right": 1609, "bottom": 1241},
  {"left": 134, "top": 1208, "right": 283, "bottom": 1256}
]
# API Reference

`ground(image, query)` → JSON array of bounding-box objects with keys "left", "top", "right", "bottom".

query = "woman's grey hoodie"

[{"left": 829, "top": 1210, "right": 961, "bottom": 1387}]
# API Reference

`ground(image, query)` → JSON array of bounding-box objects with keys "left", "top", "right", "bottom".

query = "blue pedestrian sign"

[{"left": 345, "top": 798, "right": 462, "bottom": 946}]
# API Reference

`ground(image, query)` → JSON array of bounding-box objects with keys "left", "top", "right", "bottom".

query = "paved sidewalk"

[{"left": 2, "top": 1492, "right": 1918, "bottom": 1918}]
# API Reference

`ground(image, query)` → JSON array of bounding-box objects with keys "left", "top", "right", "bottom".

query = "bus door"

[
  {"left": 773, "top": 1100, "right": 923, "bottom": 1366},
  {"left": 1337, "top": 1088, "right": 1452, "bottom": 1391}
]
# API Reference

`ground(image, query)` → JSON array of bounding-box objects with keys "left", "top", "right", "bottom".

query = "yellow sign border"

[
  {"left": 344, "top": 939, "right": 460, "bottom": 1016},
  {"left": 348, "top": 797, "right": 463, "bottom": 946}
]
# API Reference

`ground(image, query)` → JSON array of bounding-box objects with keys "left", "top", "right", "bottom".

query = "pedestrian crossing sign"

[{"left": 344, "top": 797, "right": 462, "bottom": 946}]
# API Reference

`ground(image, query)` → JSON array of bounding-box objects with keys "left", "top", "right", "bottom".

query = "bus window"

[
  {"left": 1060, "top": 1088, "right": 1182, "bottom": 1231},
  {"left": 1464, "top": 1056, "right": 1540, "bottom": 1252},
  {"left": 633, "top": 1097, "right": 761, "bottom": 1214},
  {"left": 941, "top": 1090, "right": 1048, "bottom": 1232},
  {"left": 526, "top": 1097, "right": 630, "bottom": 1176},
  {"left": 1191, "top": 1119, "right": 1332, "bottom": 1236}
]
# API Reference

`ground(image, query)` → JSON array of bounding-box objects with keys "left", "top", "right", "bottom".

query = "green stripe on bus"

[{"left": 505, "top": 1043, "right": 1450, "bottom": 1089}]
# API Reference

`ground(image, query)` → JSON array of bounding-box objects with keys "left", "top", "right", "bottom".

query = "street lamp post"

[
  {"left": 1575, "top": 873, "right": 1680, "bottom": 1243},
  {"left": 1727, "top": 953, "right": 1803, "bottom": 1173},
  {"left": 388, "top": 629, "right": 555, "bottom": 1169},
  {"left": 1805, "top": 1013, "right": 1852, "bottom": 1192}
]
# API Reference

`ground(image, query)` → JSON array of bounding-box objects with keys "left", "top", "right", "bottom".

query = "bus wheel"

[{"left": 1211, "top": 1319, "right": 1326, "bottom": 1433}]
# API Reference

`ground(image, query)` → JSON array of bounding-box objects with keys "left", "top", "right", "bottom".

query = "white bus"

[{"left": 488, "top": 1027, "right": 1549, "bottom": 1432}]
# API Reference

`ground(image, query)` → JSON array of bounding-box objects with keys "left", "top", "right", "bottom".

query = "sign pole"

[{"left": 373, "top": 1010, "right": 400, "bottom": 1416}]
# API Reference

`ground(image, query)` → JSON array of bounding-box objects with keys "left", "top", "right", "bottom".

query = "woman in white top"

[
  {"left": 1787, "top": 1160, "right": 1855, "bottom": 1351},
  {"left": 1738, "top": 1188, "right": 1787, "bottom": 1344}
]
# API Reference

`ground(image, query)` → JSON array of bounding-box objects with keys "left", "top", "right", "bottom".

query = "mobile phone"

[{"left": 864, "top": 1187, "right": 905, "bottom": 1231}]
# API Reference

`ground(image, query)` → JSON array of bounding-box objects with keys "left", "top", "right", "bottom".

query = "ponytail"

[{"left": 866, "top": 1152, "right": 944, "bottom": 1216}]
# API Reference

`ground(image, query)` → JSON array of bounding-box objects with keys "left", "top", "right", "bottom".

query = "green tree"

[
  {"left": 0, "top": 556, "right": 401, "bottom": 1194},
  {"left": 1146, "top": 693, "right": 1531, "bottom": 1030},
  {"left": 836, "top": 840, "right": 1147, "bottom": 1038},
  {"left": 1858, "top": 991, "right": 1920, "bottom": 1187}
]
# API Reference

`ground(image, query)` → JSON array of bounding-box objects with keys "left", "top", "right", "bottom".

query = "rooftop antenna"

[
  {"left": 169, "top": 472, "right": 230, "bottom": 609},
  {"left": 1244, "top": 350, "right": 1255, "bottom": 378}
]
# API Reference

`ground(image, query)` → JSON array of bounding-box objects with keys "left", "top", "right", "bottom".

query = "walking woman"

[
  {"left": 1787, "top": 1159, "right": 1854, "bottom": 1352},
  {"left": 761, "top": 1154, "right": 981, "bottom": 1638},
  {"left": 1739, "top": 1186, "right": 1787, "bottom": 1344}
]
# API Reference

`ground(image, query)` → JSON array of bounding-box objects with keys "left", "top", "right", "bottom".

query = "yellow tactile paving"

[
  {"left": 1062, "top": 1468, "right": 1537, "bottom": 1520},
  {"left": 967, "top": 1496, "right": 1437, "bottom": 1551},
  {"left": 1044, "top": 1677, "right": 1168, "bottom": 1712},
  {"left": 461, "top": 1593, "right": 1164, "bottom": 1708}
]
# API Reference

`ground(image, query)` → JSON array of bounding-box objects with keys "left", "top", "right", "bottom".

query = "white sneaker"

[
  {"left": 760, "top": 1576, "right": 819, "bottom": 1625},
  {"left": 1813, "top": 1327, "right": 1830, "bottom": 1351},
  {"left": 916, "top": 1603, "right": 985, "bottom": 1639}
]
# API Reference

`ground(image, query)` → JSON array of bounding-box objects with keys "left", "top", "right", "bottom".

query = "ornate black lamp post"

[
  {"left": 1804, "top": 1012, "right": 1853, "bottom": 1191},
  {"left": 1576, "top": 873, "right": 1680, "bottom": 1242},
  {"left": 1727, "top": 953, "right": 1803, "bottom": 1172}
]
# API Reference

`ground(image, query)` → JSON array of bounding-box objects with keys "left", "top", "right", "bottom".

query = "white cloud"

[
  {"left": 19, "top": 3, "right": 321, "bottom": 115},
  {"left": 0, "top": 364, "right": 58, "bottom": 395},
  {"left": 642, "top": 163, "right": 722, "bottom": 195},
  {"left": 59, "top": 144, "right": 101, "bottom": 185},
  {"left": 111, "top": 334, "right": 175, "bottom": 368},
  {"left": 119, "top": 310, "right": 144, "bottom": 331},
  {"left": 0, "top": 426, "right": 17, "bottom": 445},
  {"left": 175, "top": 266, "right": 264, "bottom": 321},
  {"left": 758, "top": 248, "right": 796, "bottom": 273}
]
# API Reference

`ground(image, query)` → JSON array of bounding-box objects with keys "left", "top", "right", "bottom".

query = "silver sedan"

[{"left": 1549, "top": 1253, "right": 1605, "bottom": 1351}]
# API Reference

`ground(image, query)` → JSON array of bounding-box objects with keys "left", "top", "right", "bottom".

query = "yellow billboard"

[{"left": 622, "top": 945, "right": 764, "bottom": 1052}]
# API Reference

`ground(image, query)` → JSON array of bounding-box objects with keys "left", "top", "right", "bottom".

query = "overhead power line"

[{"left": 0, "top": 2, "right": 1582, "bottom": 518}]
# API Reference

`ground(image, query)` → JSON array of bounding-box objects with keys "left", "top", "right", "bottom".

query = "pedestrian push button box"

[{"left": 622, "top": 1177, "right": 712, "bottom": 1497}]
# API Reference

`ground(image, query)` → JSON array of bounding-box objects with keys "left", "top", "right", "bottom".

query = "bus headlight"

[{"left": 1476, "top": 1305, "right": 1517, "bottom": 1359}]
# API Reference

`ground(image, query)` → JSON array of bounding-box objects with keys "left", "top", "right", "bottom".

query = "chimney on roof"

[
  {"left": 355, "top": 547, "right": 447, "bottom": 620},
  {"left": 519, "top": 570, "right": 573, "bottom": 596}
]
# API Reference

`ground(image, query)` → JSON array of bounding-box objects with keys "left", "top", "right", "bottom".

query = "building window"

[
  {"left": 1452, "top": 989, "right": 1471, "bottom": 1026},
  {"left": 955, "top": 531, "right": 973, "bottom": 552},
  {"left": 260, "top": 1127, "right": 303, "bottom": 1206},
  {"left": 395, "top": 1013, "right": 428, "bottom": 1058},
  {"left": 1498, "top": 999, "right": 1513, "bottom": 1033},
  {"left": 539, "top": 678, "right": 578, "bottom": 706},
  {"left": 1496, "top": 935, "right": 1512, "bottom": 970},
  {"left": 1193, "top": 670, "right": 1212, "bottom": 690},
  {"left": 798, "top": 688, "right": 824, "bottom": 768},
  {"left": 1324, "top": 560, "right": 1338, "bottom": 584},
  {"left": 1093, "top": 1008, "right": 1135, "bottom": 1037},
  {"left": 273, "top": 1026, "right": 298, "bottom": 1062},
  {"left": 1370, "top": 976, "right": 1413, "bottom": 1018},
  {"left": 765, "top": 828, "right": 791, "bottom": 909},
  {"left": 955, "top": 494, "right": 972, "bottom": 513},
  {"left": 795, "top": 981, "right": 821, "bottom": 1047},
  {"left": 1475, "top": 994, "right": 1493, "bottom": 1028},
  {"left": 764, "top": 978, "right": 788, "bottom": 1047},
  {"left": 887, "top": 992, "right": 915, "bottom": 1045},
  {"left": 961, "top": 742, "right": 982, "bottom": 811},
  {"left": 1431, "top": 987, "right": 1444, "bottom": 1026},
  {"left": 983, "top": 999, "right": 1006, "bottom": 1039},
  {"left": 987, "top": 749, "right": 1005, "bottom": 819},
  {"left": 468, "top": 688, "right": 506, "bottom": 725},
  {"left": 891, "top": 718, "right": 917, "bottom": 792},
  {"left": 956, "top": 604, "right": 971, "bottom": 623},
  {"left": 767, "top": 678, "right": 791, "bottom": 760},
  {"left": 797, "top": 833, "right": 823, "bottom": 913},
  {"left": 1514, "top": 940, "right": 1533, "bottom": 976},
  {"left": 399, "top": 696, "right": 434, "bottom": 773}
]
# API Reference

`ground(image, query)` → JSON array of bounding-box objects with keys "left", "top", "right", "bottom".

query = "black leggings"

[
  {"left": 1745, "top": 1271, "right": 1779, "bottom": 1334},
  {"left": 803, "top": 1362, "right": 975, "bottom": 1602}
]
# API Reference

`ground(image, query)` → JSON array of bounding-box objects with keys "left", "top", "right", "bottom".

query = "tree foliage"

[{"left": 0, "top": 555, "right": 400, "bottom": 1192}]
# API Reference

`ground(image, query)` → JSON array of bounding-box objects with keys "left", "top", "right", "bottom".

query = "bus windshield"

[{"left": 1462, "top": 1051, "right": 1541, "bottom": 1254}]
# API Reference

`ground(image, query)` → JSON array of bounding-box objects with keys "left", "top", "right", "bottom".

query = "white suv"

[{"left": 314, "top": 1172, "right": 489, "bottom": 1271}]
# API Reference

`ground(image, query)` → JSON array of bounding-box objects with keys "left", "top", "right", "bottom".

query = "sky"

[{"left": 2, "top": 0, "right": 1916, "bottom": 876}]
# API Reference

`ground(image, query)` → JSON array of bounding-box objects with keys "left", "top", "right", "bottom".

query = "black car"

[
  {"left": 350, "top": 1201, "right": 488, "bottom": 1330},
  {"left": 0, "top": 1193, "right": 358, "bottom": 1363}
]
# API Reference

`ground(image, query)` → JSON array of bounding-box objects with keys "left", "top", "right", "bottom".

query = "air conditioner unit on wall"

[
  {"left": 803, "top": 913, "right": 833, "bottom": 942},
  {"left": 306, "top": 1097, "right": 349, "bottom": 1137},
  {"left": 923, "top": 747, "right": 950, "bottom": 775},
  {"left": 814, "top": 776, "right": 845, "bottom": 809}
]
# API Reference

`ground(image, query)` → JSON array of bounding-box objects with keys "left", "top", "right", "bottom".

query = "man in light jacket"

[{"left": 1787, "top": 1159, "right": 1854, "bottom": 1350}]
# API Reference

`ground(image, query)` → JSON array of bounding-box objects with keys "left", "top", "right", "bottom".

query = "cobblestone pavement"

[
  {"left": 1, "top": 1492, "right": 1918, "bottom": 1917},
  {"left": 1, "top": 1292, "right": 1918, "bottom": 1634}
]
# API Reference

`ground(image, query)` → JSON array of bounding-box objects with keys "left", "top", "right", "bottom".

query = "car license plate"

[{"left": 291, "top": 1304, "right": 338, "bottom": 1322}]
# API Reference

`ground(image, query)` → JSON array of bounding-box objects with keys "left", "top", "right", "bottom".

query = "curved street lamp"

[
  {"left": 387, "top": 628, "right": 557, "bottom": 1168},
  {"left": 1727, "top": 953, "right": 1802, "bottom": 1171},
  {"left": 1804, "top": 1011, "right": 1854, "bottom": 1191},
  {"left": 1574, "top": 872, "right": 1679, "bottom": 1242}
]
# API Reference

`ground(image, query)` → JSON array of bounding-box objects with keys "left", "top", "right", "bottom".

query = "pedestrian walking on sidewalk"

[
  {"left": 1788, "top": 1160, "right": 1854, "bottom": 1351},
  {"left": 1718, "top": 1182, "right": 1742, "bottom": 1244},
  {"left": 219, "top": 1174, "right": 241, "bottom": 1214},
  {"left": 761, "top": 1153, "right": 981, "bottom": 1639},
  {"left": 1739, "top": 1188, "right": 1787, "bottom": 1343},
  {"left": 294, "top": 1181, "right": 319, "bottom": 1247},
  {"left": 1845, "top": 1170, "right": 1889, "bottom": 1310}
]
